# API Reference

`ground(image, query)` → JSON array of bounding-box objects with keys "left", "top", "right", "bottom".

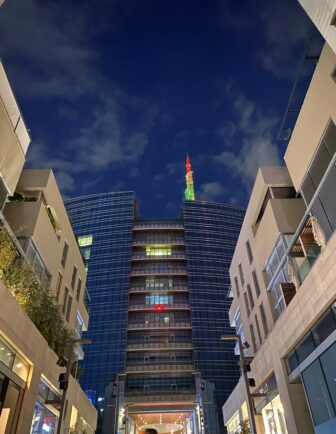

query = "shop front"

[
  {"left": 255, "top": 375, "right": 288, "bottom": 434},
  {"left": 0, "top": 334, "right": 30, "bottom": 434}
]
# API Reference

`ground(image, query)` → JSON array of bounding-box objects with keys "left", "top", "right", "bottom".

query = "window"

[
  {"left": 259, "top": 304, "right": 269, "bottom": 337},
  {"left": 55, "top": 273, "right": 63, "bottom": 302},
  {"left": 246, "top": 240, "right": 253, "bottom": 264},
  {"left": 66, "top": 295, "right": 73, "bottom": 322},
  {"left": 61, "top": 241, "right": 69, "bottom": 268},
  {"left": 249, "top": 324, "right": 257, "bottom": 353},
  {"left": 146, "top": 246, "right": 172, "bottom": 256},
  {"left": 247, "top": 284, "right": 254, "bottom": 310},
  {"left": 77, "top": 235, "right": 93, "bottom": 247},
  {"left": 234, "top": 276, "right": 240, "bottom": 297},
  {"left": 243, "top": 293, "right": 250, "bottom": 317},
  {"left": 238, "top": 263, "right": 244, "bottom": 286},
  {"left": 255, "top": 315, "right": 262, "bottom": 345},
  {"left": 76, "top": 278, "right": 82, "bottom": 301},
  {"left": 71, "top": 266, "right": 77, "bottom": 290},
  {"left": 252, "top": 270, "right": 260, "bottom": 297},
  {"left": 320, "top": 342, "right": 336, "bottom": 412},
  {"left": 302, "top": 359, "right": 335, "bottom": 427},
  {"left": 62, "top": 287, "right": 69, "bottom": 314}
]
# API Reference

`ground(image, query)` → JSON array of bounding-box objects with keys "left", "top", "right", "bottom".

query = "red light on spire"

[{"left": 154, "top": 305, "right": 165, "bottom": 311}]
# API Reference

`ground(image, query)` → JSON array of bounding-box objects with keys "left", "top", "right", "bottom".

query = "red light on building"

[{"left": 154, "top": 305, "right": 165, "bottom": 311}]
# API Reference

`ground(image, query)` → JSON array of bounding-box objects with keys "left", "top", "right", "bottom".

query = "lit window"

[
  {"left": 145, "top": 295, "right": 172, "bottom": 305},
  {"left": 78, "top": 235, "right": 93, "bottom": 247},
  {"left": 146, "top": 246, "right": 172, "bottom": 256}
]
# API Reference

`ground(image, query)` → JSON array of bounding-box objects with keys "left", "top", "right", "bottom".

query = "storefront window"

[
  {"left": 0, "top": 341, "right": 15, "bottom": 369},
  {"left": 30, "top": 401, "right": 58, "bottom": 434},
  {"left": 226, "top": 411, "right": 240, "bottom": 434},
  {"left": 12, "top": 355, "right": 29, "bottom": 381},
  {"left": 261, "top": 395, "right": 288, "bottom": 434}
]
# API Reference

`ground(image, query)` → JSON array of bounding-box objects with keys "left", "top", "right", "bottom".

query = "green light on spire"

[{"left": 185, "top": 154, "right": 195, "bottom": 201}]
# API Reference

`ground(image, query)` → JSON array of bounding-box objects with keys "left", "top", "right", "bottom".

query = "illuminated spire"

[{"left": 185, "top": 154, "right": 195, "bottom": 201}]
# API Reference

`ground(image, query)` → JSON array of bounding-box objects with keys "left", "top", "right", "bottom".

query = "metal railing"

[
  {"left": 131, "top": 268, "right": 187, "bottom": 276},
  {"left": 128, "top": 322, "right": 192, "bottom": 330},
  {"left": 126, "top": 342, "right": 193, "bottom": 351},
  {"left": 126, "top": 363, "right": 194, "bottom": 373},
  {"left": 131, "top": 253, "right": 186, "bottom": 261},
  {"left": 129, "top": 285, "right": 188, "bottom": 293},
  {"left": 128, "top": 303, "right": 190, "bottom": 311}
]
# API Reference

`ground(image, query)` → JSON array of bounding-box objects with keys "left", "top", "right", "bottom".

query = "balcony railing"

[
  {"left": 128, "top": 303, "right": 190, "bottom": 311},
  {"left": 131, "top": 253, "right": 186, "bottom": 261},
  {"left": 126, "top": 363, "right": 194, "bottom": 373},
  {"left": 131, "top": 268, "right": 187, "bottom": 277},
  {"left": 129, "top": 285, "right": 189, "bottom": 293},
  {"left": 133, "top": 222, "right": 184, "bottom": 231},
  {"left": 126, "top": 342, "right": 193, "bottom": 351},
  {"left": 128, "top": 322, "right": 192, "bottom": 330},
  {"left": 124, "top": 390, "right": 195, "bottom": 403},
  {"left": 132, "top": 238, "right": 185, "bottom": 246}
]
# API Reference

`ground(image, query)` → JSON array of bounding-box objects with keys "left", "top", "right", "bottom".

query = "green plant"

[
  {"left": 0, "top": 227, "right": 72, "bottom": 358},
  {"left": 234, "top": 420, "right": 251, "bottom": 434},
  {"left": 7, "top": 192, "right": 37, "bottom": 202}
]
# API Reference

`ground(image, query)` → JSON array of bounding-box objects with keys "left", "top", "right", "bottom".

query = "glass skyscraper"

[
  {"left": 65, "top": 192, "right": 135, "bottom": 431},
  {"left": 65, "top": 193, "right": 244, "bottom": 434}
]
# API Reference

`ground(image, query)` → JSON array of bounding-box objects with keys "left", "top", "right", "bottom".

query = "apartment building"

[
  {"left": 0, "top": 58, "right": 96, "bottom": 434},
  {"left": 223, "top": 41, "right": 336, "bottom": 434},
  {"left": 298, "top": 1, "right": 336, "bottom": 54}
]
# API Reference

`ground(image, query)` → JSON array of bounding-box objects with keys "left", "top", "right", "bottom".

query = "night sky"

[{"left": 0, "top": 0, "right": 315, "bottom": 217}]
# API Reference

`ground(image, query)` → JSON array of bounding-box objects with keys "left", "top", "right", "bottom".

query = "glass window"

[
  {"left": 12, "top": 355, "right": 29, "bottom": 381},
  {"left": 255, "top": 314, "right": 262, "bottom": 345},
  {"left": 311, "top": 309, "right": 336, "bottom": 347},
  {"left": 0, "top": 340, "right": 15, "bottom": 369},
  {"left": 252, "top": 270, "right": 260, "bottom": 297},
  {"left": 78, "top": 235, "right": 93, "bottom": 247},
  {"left": 246, "top": 240, "right": 253, "bottom": 264},
  {"left": 320, "top": 342, "right": 336, "bottom": 412},
  {"left": 146, "top": 246, "right": 172, "bottom": 256},
  {"left": 1, "top": 381, "right": 21, "bottom": 434},
  {"left": 247, "top": 284, "right": 254, "bottom": 310},
  {"left": 243, "top": 293, "right": 250, "bottom": 317},
  {"left": 296, "top": 333, "right": 315, "bottom": 363},
  {"left": 259, "top": 304, "right": 269, "bottom": 337},
  {"left": 249, "top": 324, "right": 257, "bottom": 353},
  {"left": 66, "top": 295, "right": 73, "bottom": 321},
  {"left": 62, "top": 287, "right": 69, "bottom": 314},
  {"left": 234, "top": 276, "right": 240, "bottom": 298},
  {"left": 238, "top": 264, "right": 244, "bottom": 286},
  {"left": 71, "top": 266, "right": 77, "bottom": 290},
  {"left": 61, "top": 242, "right": 69, "bottom": 268},
  {"left": 286, "top": 350, "right": 299, "bottom": 374},
  {"left": 76, "top": 278, "right": 82, "bottom": 301},
  {"left": 55, "top": 273, "right": 62, "bottom": 302},
  {"left": 261, "top": 395, "right": 288, "bottom": 434},
  {"left": 302, "top": 359, "right": 335, "bottom": 426}
]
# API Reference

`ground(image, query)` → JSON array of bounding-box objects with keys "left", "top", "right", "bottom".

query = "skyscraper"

[{"left": 65, "top": 158, "right": 244, "bottom": 434}]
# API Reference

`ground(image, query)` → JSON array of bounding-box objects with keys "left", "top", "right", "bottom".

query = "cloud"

[
  {"left": 197, "top": 182, "right": 225, "bottom": 201},
  {"left": 55, "top": 171, "right": 75, "bottom": 194},
  {"left": 256, "top": 0, "right": 312, "bottom": 78},
  {"left": 215, "top": 85, "right": 281, "bottom": 188},
  {"left": 129, "top": 168, "right": 141, "bottom": 178}
]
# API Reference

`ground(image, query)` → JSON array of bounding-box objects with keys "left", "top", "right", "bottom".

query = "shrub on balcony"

[{"left": 0, "top": 227, "right": 71, "bottom": 357}]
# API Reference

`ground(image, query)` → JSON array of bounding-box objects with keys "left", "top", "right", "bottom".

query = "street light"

[
  {"left": 56, "top": 338, "right": 91, "bottom": 434},
  {"left": 221, "top": 334, "right": 257, "bottom": 434}
]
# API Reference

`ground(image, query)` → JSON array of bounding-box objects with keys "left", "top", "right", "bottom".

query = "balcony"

[
  {"left": 126, "top": 363, "right": 194, "bottom": 374},
  {"left": 129, "top": 285, "right": 189, "bottom": 293},
  {"left": 132, "top": 238, "right": 185, "bottom": 246},
  {"left": 131, "top": 267, "right": 187, "bottom": 277},
  {"left": 133, "top": 221, "right": 184, "bottom": 231},
  {"left": 131, "top": 252, "right": 186, "bottom": 262},
  {"left": 128, "top": 303, "right": 190, "bottom": 312},
  {"left": 128, "top": 322, "right": 192, "bottom": 330},
  {"left": 126, "top": 342, "right": 193, "bottom": 351},
  {"left": 124, "top": 390, "right": 195, "bottom": 403}
]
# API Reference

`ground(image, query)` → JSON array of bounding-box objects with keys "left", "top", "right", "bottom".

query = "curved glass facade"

[
  {"left": 65, "top": 192, "right": 135, "bottom": 418},
  {"left": 183, "top": 200, "right": 245, "bottom": 434}
]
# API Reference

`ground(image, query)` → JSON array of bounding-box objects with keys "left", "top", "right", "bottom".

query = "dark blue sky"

[{"left": 0, "top": 0, "right": 316, "bottom": 217}]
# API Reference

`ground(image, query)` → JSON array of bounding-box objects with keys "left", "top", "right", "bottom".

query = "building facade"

[
  {"left": 298, "top": 0, "right": 336, "bottom": 54},
  {"left": 66, "top": 191, "right": 244, "bottom": 434},
  {"left": 0, "top": 59, "right": 96, "bottom": 434},
  {"left": 223, "top": 42, "right": 336, "bottom": 434}
]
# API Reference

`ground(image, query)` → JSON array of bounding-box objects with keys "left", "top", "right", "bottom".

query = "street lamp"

[
  {"left": 221, "top": 334, "right": 257, "bottom": 434},
  {"left": 56, "top": 338, "right": 91, "bottom": 434}
]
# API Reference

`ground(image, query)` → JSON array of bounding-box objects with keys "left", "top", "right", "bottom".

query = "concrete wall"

[
  {"left": 0, "top": 281, "right": 97, "bottom": 433},
  {"left": 4, "top": 169, "right": 89, "bottom": 331}
]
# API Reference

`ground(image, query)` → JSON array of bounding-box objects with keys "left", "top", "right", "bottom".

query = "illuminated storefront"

[{"left": 261, "top": 395, "right": 288, "bottom": 434}]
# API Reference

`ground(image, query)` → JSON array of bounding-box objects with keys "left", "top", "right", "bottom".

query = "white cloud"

[
  {"left": 55, "top": 171, "right": 75, "bottom": 194},
  {"left": 197, "top": 182, "right": 225, "bottom": 201},
  {"left": 215, "top": 86, "right": 281, "bottom": 188}
]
